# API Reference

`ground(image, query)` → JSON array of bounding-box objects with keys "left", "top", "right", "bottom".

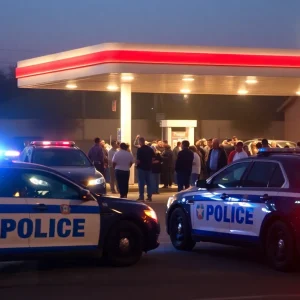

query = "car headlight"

[
  {"left": 144, "top": 206, "right": 158, "bottom": 223},
  {"left": 167, "top": 196, "right": 176, "bottom": 209},
  {"left": 87, "top": 177, "right": 105, "bottom": 186}
]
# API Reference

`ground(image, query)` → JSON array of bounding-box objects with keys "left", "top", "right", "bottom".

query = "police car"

[
  {"left": 18, "top": 141, "right": 106, "bottom": 195},
  {"left": 166, "top": 148, "right": 300, "bottom": 271},
  {"left": 0, "top": 158, "right": 159, "bottom": 266}
]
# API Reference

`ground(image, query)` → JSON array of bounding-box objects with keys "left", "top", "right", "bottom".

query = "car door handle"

[
  {"left": 186, "top": 199, "right": 194, "bottom": 205},
  {"left": 220, "top": 193, "right": 229, "bottom": 200},
  {"left": 34, "top": 204, "right": 48, "bottom": 211},
  {"left": 260, "top": 194, "right": 271, "bottom": 201}
]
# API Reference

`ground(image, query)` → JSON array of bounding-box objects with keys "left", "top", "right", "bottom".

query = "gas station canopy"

[{"left": 16, "top": 42, "right": 300, "bottom": 96}]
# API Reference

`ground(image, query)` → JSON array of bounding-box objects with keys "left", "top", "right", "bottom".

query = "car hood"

[{"left": 52, "top": 166, "right": 103, "bottom": 185}]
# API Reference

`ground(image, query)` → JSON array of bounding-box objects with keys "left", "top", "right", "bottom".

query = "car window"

[
  {"left": 0, "top": 168, "right": 20, "bottom": 197},
  {"left": 32, "top": 148, "right": 92, "bottom": 167},
  {"left": 268, "top": 165, "right": 285, "bottom": 188},
  {"left": 210, "top": 162, "right": 250, "bottom": 189},
  {"left": 242, "top": 162, "right": 278, "bottom": 188},
  {"left": 17, "top": 170, "right": 80, "bottom": 200}
]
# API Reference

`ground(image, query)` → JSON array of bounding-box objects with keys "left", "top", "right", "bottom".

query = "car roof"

[
  {"left": 29, "top": 145, "right": 80, "bottom": 150},
  {"left": 0, "top": 160, "right": 88, "bottom": 189},
  {"left": 0, "top": 160, "right": 65, "bottom": 172}
]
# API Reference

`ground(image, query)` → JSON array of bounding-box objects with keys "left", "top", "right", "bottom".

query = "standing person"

[
  {"left": 228, "top": 141, "right": 248, "bottom": 164},
  {"left": 189, "top": 146, "right": 201, "bottom": 186},
  {"left": 108, "top": 140, "right": 119, "bottom": 194},
  {"left": 112, "top": 143, "right": 134, "bottom": 198},
  {"left": 100, "top": 140, "right": 109, "bottom": 181},
  {"left": 262, "top": 138, "right": 269, "bottom": 148},
  {"left": 195, "top": 140, "right": 207, "bottom": 179},
  {"left": 243, "top": 145, "right": 251, "bottom": 156},
  {"left": 133, "top": 134, "right": 141, "bottom": 148},
  {"left": 207, "top": 139, "right": 227, "bottom": 177},
  {"left": 136, "top": 137, "right": 155, "bottom": 201},
  {"left": 173, "top": 141, "right": 182, "bottom": 161},
  {"left": 156, "top": 140, "right": 165, "bottom": 153},
  {"left": 151, "top": 146, "right": 162, "bottom": 194},
  {"left": 172, "top": 141, "right": 182, "bottom": 184},
  {"left": 204, "top": 138, "right": 213, "bottom": 161},
  {"left": 88, "top": 137, "right": 104, "bottom": 174},
  {"left": 161, "top": 145, "right": 173, "bottom": 188},
  {"left": 175, "top": 140, "right": 194, "bottom": 192}
]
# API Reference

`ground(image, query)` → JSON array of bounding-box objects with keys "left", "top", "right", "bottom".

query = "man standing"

[
  {"left": 136, "top": 137, "right": 155, "bottom": 201},
  {"left": 108, "top": 140, "right": 119, "bottom": 194},
  {"left": 207, "top": 139, "right": 227, "bottom": 176},
  {"left": 228, "top": 141, "right": 248, "bottom": 164},
  {"left": 175, "top": 140, "right": 194, "bottom": 192},
  {"left": 88, "top": 137, "right": 104, "bottom": 175},
  {"left": 172, "top": 141, "right": 182, "bottom": 184},
  {"left": 173, "top": 141, "right": 182, "bottom": 161},
  {"left": 262, "top": 138, "right": 269, "bottom": 148}
]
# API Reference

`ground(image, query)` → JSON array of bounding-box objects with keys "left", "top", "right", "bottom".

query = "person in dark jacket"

[
  {"left": 161, "top": 145, "right": 173, "bottom": 188},
  {"left": 207, "top": 139, "right": 227, "bottom": 177},
  {"left": 88, "top": 137, "right": 104, "bottom": 174},
  {"left": 151, "top": 146, "right": 162, "bottom": 194},
  {"left": 175, "top": 140, "right": 194, "bottom": 192}
]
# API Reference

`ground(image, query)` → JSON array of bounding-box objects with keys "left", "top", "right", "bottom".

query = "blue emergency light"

[
  {"left": 0, "top": 150, "right": 20, "bottom": 157},
  {"left": 258, "top": 147, "right": 300, "bottom": 155}
]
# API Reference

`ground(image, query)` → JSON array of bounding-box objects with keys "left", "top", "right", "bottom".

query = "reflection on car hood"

[{"left": 51, "top": 166, "right": 103, "bottom": 185}]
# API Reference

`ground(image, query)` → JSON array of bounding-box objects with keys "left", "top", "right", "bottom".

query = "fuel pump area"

[{"left": 160, "top": 120, "right": 197, "bottom": 148}]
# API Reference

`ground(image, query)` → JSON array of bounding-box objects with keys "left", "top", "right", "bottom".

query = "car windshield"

[{"left": 32, "top": 148, "right": 92, "bottom": 167}]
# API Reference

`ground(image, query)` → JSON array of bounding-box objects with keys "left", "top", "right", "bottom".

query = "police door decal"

[
  {"left": 18, "top": 171, "right": 101, "bottom": 250},
  {"left": 191, "top": 191, "right": 231, "bottom": 235},
  {"left": 0, "top": 198, "right": 31, "bottom": 253},
  {"left": 26, "top": 198, "right": 100, "bottom": 249}
]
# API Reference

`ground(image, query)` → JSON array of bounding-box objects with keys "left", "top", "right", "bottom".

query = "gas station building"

[{"left": 16, "top": 42, "right": 300, "bottom": 143}]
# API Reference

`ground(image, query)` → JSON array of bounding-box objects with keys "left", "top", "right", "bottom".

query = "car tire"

[
  {"left": 169, "top": 208, "right": 196, "bottom": 251},
  {"left": 265, "top": 220, "right": 297, "bottom": 272},
  {"left": 104, "top": 220, "right": 143, "bottom": 267}
]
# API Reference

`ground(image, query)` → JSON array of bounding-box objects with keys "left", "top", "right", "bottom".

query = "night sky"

[{"left": 1, "top": 0, "right": 300, "bottom": 67}]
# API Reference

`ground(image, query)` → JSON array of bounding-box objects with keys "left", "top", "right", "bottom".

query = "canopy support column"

[{"left": 120, "top": 83, "right": 134, "bottom": 184}]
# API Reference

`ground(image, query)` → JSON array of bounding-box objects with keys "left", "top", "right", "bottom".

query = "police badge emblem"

[{"left": 60, "top": 204, "right": 70, "bottom": 214}]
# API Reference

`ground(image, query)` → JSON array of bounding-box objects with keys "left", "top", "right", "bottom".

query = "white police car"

[
  {"left": 166, "top": 148, "right": 300, "bottom": 271},
  {"left": 0, "top": 158, "right": 159, "bottom": 266}
]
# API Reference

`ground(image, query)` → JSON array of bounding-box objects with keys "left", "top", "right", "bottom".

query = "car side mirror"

[
  {"left": 80, "top": 189, "right": 94, "bottom": 201},
  {"left": 196, "top": 179, "right": 208, "bottom": 189}
]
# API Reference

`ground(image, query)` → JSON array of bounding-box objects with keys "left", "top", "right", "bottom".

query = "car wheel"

[
  {"left": 265, "top": 220, "right": 297, "bottom": 271},
  {"left": 169, "top": 208, "right": 196, "bottom": 251},
  {"left": 104, "top": 220, "right": 143, "bottom": 267}
]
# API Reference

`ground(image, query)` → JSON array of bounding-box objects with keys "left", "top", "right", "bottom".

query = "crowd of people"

[{"left": 87, "top": 135, "right": 284, "bottom": 201}]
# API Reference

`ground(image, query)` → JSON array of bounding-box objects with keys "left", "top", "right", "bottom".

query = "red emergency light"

[{"left": 30, "top": 141, "right": 75, "bottom": 147}]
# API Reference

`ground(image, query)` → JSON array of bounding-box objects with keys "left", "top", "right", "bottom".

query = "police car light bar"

[
  {"left": 30, "top": 141, "right": 75, "bottom": 146},
  {"left": 258, "top": 147, "right": 300, "bottom": 154},
  {"left": 0, "top": 150, "right": 20, "bottom": 157}
]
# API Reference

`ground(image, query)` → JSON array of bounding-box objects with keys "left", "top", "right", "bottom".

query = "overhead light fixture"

[
  {"left": 107, "top": 85, "right": 119, "bottom": 91},
  {"left": 238, "top": 89, "right": 248, "bottom": 95},
  {"left": 182, "top": 77, "right": 194, "bottom": 82},
  {"left": 121, "top": 74, "right": 134, "bottom": 81},
  {"left": 65, "top": 83, "right": 77, "bottom": 89},
  {"left": 245, "top": 78, "right": 258, "bottom": 84},
  {"left": 180, "top": 89, "right": 191, "bottom": 94}
]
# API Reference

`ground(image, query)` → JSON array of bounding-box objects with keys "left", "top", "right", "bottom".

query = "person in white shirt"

[
  {"left": 228, "top": 141, "right": 248, "bottom": 164},
  {"left": 189, "top": 146, "right": 201, "bottom": 186},
  {"left": 108, "top": 141, "right": 119, "bottom": 194},
  {"left": 112, "top": 143, "right": 134, "bottom": 198}
]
